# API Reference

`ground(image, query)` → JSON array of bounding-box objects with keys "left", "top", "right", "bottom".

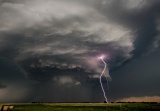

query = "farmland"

[{"left": 1, "top": 102, "right": 159, "bottom": 111}]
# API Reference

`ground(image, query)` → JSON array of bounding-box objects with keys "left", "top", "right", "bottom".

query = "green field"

[{"left": 1, "top": 103, "right": 157, "bottom": 111}]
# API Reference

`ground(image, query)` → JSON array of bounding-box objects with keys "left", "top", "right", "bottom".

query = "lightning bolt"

[{"left": 99, "top": 56, "right": 108, "bottom": 103}]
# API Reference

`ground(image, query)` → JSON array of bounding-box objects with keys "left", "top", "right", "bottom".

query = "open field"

[{"left": 1, "top": 103, "right": 159, "bottom": 111}]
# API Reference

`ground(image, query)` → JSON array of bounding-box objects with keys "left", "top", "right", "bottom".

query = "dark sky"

[{"left": 0, "top": 0, "right": 160, "bottom": 102}]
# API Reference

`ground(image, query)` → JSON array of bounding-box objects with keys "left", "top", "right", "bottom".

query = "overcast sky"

[{"left": 0, "top": 0, "right": 160, "bottom": 102}]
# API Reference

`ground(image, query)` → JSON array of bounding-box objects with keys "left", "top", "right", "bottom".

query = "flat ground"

[{"left": 1, "top": 103, "right": 158, "bottom": 111}]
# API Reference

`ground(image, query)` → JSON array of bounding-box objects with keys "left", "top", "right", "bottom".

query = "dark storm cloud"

[
  {"left": 0, "top": 56, "right": 33, "bottom": 102},
  {"left": 0, "top": 0, "right": 160, "bottom": 102},
  {"left": 0, "top": 82, "right": 7, "bottom": 89},
  {"left": 0, "top": 0, "right": 134, "bottom": 83},
  {"left": 110, "top": 51, "right": 160, "bottom": 101},
  {"left": 97, "top": 0, "right": 160, "bottom": 58}
]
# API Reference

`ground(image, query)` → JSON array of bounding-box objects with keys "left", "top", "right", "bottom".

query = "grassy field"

[{"left": 1, "top": 103, "right": 157, "bottom": 111}]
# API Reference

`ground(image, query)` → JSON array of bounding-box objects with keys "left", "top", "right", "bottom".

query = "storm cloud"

[
  {"left": 0, "top": 0, "right": 160, "bottom": 102},
  {"left": 0, "top": 82, "right": 6, "bottom": 89}
]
